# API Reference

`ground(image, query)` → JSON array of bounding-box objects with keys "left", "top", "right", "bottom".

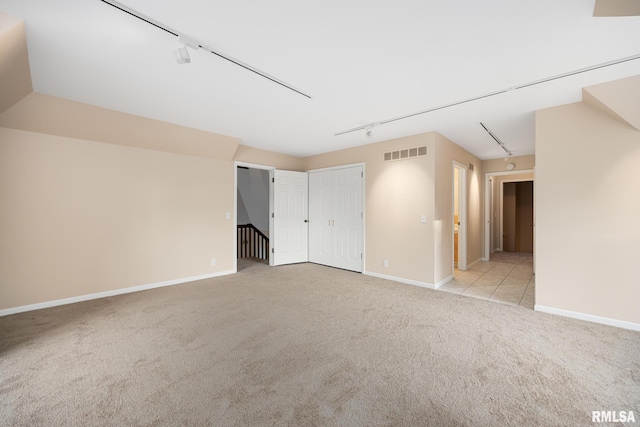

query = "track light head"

[
  {"left": 174, "top": 35, "right": 199, "bottom": 64},
  {"left": 364, "top": 122, "right": 380, "bottom": 138},
  {"left": 364, "top": 125, "right": 373, "bottom": 138},
  {"left": 174, "top": 45, "right": 191, "bottom": 64}
]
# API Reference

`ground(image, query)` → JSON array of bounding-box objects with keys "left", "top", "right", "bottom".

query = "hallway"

[{"left": 439, "top": 252, "right": 535, "bottom": 309}]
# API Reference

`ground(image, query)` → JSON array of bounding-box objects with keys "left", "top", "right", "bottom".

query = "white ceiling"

[{"left": 2, "top": 0, "right": 640, "bottom": 159}]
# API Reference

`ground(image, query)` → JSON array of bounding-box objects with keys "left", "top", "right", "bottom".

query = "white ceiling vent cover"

[{"left": 384, "top": 146, "right": 427, "bottom": 162}]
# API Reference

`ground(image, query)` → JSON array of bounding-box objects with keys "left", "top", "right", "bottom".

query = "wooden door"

[{"left": 516, "top": 181, "right": 534, "bottom": 253}]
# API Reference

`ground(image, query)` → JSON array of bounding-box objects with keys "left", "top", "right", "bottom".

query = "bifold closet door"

[
  {"left": 308, "top": 166, "right": 363, "bottom": 272},
  {"left": 309, "top": 171, "right": 332, "bottom": 266}
]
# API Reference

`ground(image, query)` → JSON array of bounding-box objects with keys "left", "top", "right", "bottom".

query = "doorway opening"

[
  {"left": 234, "top": 162, "right": 274, "bottom": 272},
  {"left": 453, "top": 162, "right": 467, "bottom": 271},
  {"left": 483, "top": 169, "right": 535, "bottom": 269},
  {"left": 502, "top": 181, "right": 534, "bottom": 254}
]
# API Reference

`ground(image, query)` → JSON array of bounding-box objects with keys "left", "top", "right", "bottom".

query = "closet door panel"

[
  {"left": 332, "top": 167, "right": 363, "bottom": 272},
  {"left": 308, "top": 171, "right": 332, "bottom": 266},
  {"left": 308, "top": 166, "right": 363, "bottom": 272}
]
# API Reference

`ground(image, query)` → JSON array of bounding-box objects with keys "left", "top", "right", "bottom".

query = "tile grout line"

[
  {"left": 447, "top": 256, "right": 534, "bottom": 308},
  {"left": 486, "top": 262, "right": 514, "bottom": 301},
  {"left": 518, "top": 275, "right": 535, "bottom": 308}
]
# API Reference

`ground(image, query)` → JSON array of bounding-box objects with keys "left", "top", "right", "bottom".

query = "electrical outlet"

[
  {"left": 383, "top": 260, "right": 389, "bottom": 268},
  {"left": 421, "top": 214, "right": 427, "bottom": 223},
  {"left": 225, "top": 212, "right": 231, "bottom": 220},
  {"left": 211, "top": 258, "right": 216, "bottom": 266}
]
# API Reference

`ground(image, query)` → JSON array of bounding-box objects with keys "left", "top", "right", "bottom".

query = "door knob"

[{"left": 304, "top": 219, "right": 308, "bottom": 223}]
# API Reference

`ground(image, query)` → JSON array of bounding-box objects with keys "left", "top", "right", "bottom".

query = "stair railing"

[{"left": 237, "top": 224, "right": 269, "bottom": 261}]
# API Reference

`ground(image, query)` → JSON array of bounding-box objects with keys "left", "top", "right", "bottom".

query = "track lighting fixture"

[
  {"left": 335, "top": 53, "right": 640, "bottom": 137},
  {"left": 480, "top": 122, "right": 513, "bottom": 157},
  {"left": 365, "top": 125, "right": 373, "bottom": 138},
  {"left": 174, "top": 35, "right": 199, "bottom": 64},
  {"left": 99, "top": 0, "right": 312, "bottom": 97},
  {"left": 175, "top": 46, "right": 190, "bottom": 64},
  {"left": 363, "top": 122, "right": 380, "bottom": 138}
]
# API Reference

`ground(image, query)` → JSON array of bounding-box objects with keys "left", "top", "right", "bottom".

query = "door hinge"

[
  {"left": 361, "top": 212, "right": 363, "bottom": 218},
  {"left": 271, "top": 248, "right": 274, "bottom": 253},
  {"left": 361, "top": 253, "right": 363, "bottom": 259},
  {"left": 361, "top": 171, "right": 363, "bottom": 178},
  {"left": 272, "top": 177, "right": 275, "bottom": 183},
  {"left": 272, "top": 213, "right": 274, "bottom": 218}
]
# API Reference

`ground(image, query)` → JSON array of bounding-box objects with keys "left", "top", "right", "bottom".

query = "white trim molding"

[
  {"left": 306, "top": 162, "right": 366, "bottom": 174},
  {"left": 465, "top": 258, "right": 482, "bottom": 269},
  {"left": 365, "top": 271, "right": 452, "bottom": 290},
  {"left": 0, "top": 270, "right": 235, "bottom": 317},
  {"left": 535, "top": 305, "right": 640, "bottom": 332}
]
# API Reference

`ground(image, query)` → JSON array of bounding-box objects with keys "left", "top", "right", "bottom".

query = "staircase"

[{"left": 237, "top": 224, "right": 269, "bottom": 261}]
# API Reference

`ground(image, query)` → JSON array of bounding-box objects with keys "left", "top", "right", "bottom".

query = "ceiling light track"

[
  {"left": 480, "top": 122, "right": 512, "bottom": 157},
  {"left": 99, "top": 0, "right": 312, "bottom": 99},
  {"left": 335, "top": 53, "right": 640, "bottom": 137}
]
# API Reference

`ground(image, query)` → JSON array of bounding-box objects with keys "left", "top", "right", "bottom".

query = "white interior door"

[
  {"left": 308, "top": 166, "right": 363, "bottom": 273},
  {"left": 272, "top": 170, "right": 308, "bottom": 265},
  {"left": 309, "top": 171, "right": 332, "bottom": 266},
  {"left": 332, "top": 167, "right": 363, "bottom": 272}
]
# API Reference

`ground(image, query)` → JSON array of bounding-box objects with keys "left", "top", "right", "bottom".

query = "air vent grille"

[{"left": 383, "top": 146, "right": 427, "bottom": 162}]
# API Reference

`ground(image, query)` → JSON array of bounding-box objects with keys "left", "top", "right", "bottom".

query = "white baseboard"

[
  {"left": 466, "top": 258, "right": 482, "bottom": 269},
  {"left": 0, "top": 270, "right": 235, "bottom": 317},
  {"left": 433, "top": 275, "right": 453, "bottom": 289},
  {"left": 365, "top": 271, "right": 438, "bottom": 290},
  {"left": 535, "top": 305, "right": 640, "bottom": 332}
]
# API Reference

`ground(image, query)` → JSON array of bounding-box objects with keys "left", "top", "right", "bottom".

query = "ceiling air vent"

[{"left": 384, "top": 146, "right": 427, "bottom": 162}]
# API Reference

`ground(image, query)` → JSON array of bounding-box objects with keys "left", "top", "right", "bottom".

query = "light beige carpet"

[{"left": 1, "top": 260, "right": 639, "bottom": 426}]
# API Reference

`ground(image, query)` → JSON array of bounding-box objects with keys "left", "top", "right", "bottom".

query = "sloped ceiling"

[
  {"left": 1, "top": 0, "right": 639, "bottom": 159},
  {"left": 0, "top": 14, "right": 31, "bottom": 114},
  {"left": 583, "top": 75, "right": 640, "bottom": 130},
  {"left": 593, "top": 0, "right": 640, "bottom": 17}
]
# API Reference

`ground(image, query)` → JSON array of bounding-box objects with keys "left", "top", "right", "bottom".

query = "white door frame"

[
  {"left": 499, "top": 178, "right": 534, "bottom": 253},
  {"left": 453, "top": 161, "right": 467, "bottom": 271},
  {"left": 483, "top": 169, "right": 535, "bottom": 261},
  {"left": 234, "top": 161, "right": 276, "bottom": 272}
]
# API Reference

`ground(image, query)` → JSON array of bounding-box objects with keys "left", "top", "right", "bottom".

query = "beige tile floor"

[{"left": 438, "top": 252, "right": 535, "bottom": 309}]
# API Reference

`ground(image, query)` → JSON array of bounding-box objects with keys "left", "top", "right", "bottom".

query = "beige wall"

[
  {"left": 433, "top": 134, "right": 483, "bottom": 281},
  {"left": 536, "top": 101, "right": 640, "bottom": 324},
  {"left": 0, "top": 91, "right": 241, "bottom": 311},
  {"left": 234, "top": 145, "right": 304, "bottom": 171},
  {"left": 0, "top": 127, "right": 235, "bottom": 310},
  {"left": 483, "top": 155, "right": 535, "bottom": 173},
  {"left": 583, "top": 76, "right": 640, "bottom": 131},
  {"left": 303, "top": 133, "right": 437, "bottom": 284},
  {"left": 303, "top": 132, "right": 482, "bottom": 286},
  {"left": 0, "top": 14, "right": 32, "bottom": 114},
  {"left": 0, "top": 93, "right": 240, "bottom": 160}
]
